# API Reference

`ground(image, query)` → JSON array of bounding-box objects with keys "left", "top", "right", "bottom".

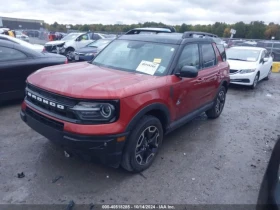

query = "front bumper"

[
  {"left": 45, "top": 45, "right": 66, "bottom": 54},
  {"left": 20, "top": 107, "right": 128, "bottom": 167},
  {"left": 230, "top": 72, "right": 256, "bottom": 86}
]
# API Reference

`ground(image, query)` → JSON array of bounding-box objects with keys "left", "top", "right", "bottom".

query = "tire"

[
  {"left": 206, "top": 86, "right": 226, "bottom": 119},
  {"left": 65, "top": 48, "right": 74, "bottom": 61},
  {"left": 121, "top": 115, "right": 163, "bottom": 172},
  {"left": 264, "top": 67, "right": 272, "bottom": 80},
  {"left": 251, "top": 73, "right": 259, "bottom": 89}
]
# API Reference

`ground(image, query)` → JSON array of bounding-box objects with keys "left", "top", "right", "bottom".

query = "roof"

[{"left": 230, "top": 46, "right": 265, "bottom": 51}]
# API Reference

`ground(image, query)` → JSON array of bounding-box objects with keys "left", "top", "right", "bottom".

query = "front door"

[
  {"left": 75, "top": 34, "right": 92, "bottom": 49},
  {"left": 172, "top": 43, "right": 203, "bottom": 119}
]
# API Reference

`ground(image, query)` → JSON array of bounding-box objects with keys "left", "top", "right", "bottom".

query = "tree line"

[{"left": 44, "top": 21, "right": 280, "bottom": 40}]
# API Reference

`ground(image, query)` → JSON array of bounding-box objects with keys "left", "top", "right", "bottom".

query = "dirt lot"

[{"left": 0, "top": 74, "right": 280, "bottom": 205}]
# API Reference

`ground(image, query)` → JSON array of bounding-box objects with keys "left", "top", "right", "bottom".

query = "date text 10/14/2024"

[{"left": 102, "top": 205, "right": 176, "bottom": 209}]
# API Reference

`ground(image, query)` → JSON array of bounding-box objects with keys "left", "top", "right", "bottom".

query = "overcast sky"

[{"left": 0, "top": 0, "right": 280, "bottom": 25}]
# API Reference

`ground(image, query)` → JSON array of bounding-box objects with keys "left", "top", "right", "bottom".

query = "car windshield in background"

[
  {"left": 92, "top": 40, "right": 176, "bottom": 76},
  {"left": 87, "top": 39, "right": 111, "bottom": 48},
  {"left": 226, "top": 48, "right": 260, "bottom": 62},
  {"left": 61, "top": 33, "right": 81, "bottom": 41}
]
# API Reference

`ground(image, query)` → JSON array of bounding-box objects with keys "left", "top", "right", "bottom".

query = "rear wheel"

[
  {"left": 251, "top": 73, "right": 259, "bottom": 89},
  {"left": 206, "top": 86, "right": 226, "bottom": 119},
  {"left": 121, "top": 115, "right": 163, "bottom": 172}
]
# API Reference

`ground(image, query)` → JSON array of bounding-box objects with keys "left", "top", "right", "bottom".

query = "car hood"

[
  {"left": 27, "top": 62, "right": 162, "bottom": 99},
  {"left": 227, "top": 59, "right": 257, "bottom": 70},
  {"left": 75, "top": 47, "right": 98, "bottom": 54},
  {"left": 45, "top": 40, "right": 65, "bottom": 46}
]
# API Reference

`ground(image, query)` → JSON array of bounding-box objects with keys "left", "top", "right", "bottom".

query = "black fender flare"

[{"left": 125, "top": 103, "right": 171, "bottom": 132}]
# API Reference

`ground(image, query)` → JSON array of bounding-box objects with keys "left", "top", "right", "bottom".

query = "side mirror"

[
  {"left": 76, "top": 38, "right": 80, "bottom": 42},
  {"left": 263, "top": 57, "right": 269, "bottom": 62},
  {"left": 176, "top": 66, "right": 198, "bottom": 78}
]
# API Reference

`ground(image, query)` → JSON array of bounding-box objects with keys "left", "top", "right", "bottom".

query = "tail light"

[
  {"left": 42, "top": 47, "right": 46, "bottom": 53},
  {"left": 65, "top": 59, "right": 68, "bottom": 64}
]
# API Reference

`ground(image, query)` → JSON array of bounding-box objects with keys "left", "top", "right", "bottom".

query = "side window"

[
  {"left": 81, "top": 34, "right": 89, "bottom": 41},
  {"left": 264, "top": 50, "right": 270, "bottom": 58},
  {"left": 0, "top": 46, "right": 27, "bottom": 62},
  {"left": 201, "top": 44, "right": 216, "bottom": 68},
  {"left": 93, "top": 34, "right": 101, "bottom": 40},
  {"left": 177, "top": 44, "right": 200, "bottom": 70}
]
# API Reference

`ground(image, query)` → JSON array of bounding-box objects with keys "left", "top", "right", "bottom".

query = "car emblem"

[{"left": 27, "top": 91, "right": 65, "bottom": 110}]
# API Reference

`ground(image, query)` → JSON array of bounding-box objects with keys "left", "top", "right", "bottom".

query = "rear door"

[
  {"left": 0, "top": 46, "right": 35, "bottom": 97},
  {"left": 197, "top": 43, "right": 221, "bottom": 105}
]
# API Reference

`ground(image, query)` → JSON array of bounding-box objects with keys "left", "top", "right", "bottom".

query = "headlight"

[
  {"left": 71, "top": 102, "right": 118, "bottom": 123},
  {"left": 239, "top": 69, "right": 256, "bottom": 74}
]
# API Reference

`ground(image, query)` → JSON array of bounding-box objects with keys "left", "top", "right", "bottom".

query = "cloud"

[{"left": 0, "top": 0, "right": 279, "bottom": 25}]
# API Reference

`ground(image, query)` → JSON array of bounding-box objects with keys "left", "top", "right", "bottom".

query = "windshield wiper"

[{"left": 228, "top": 58, "right": 247, "bottom": 61}]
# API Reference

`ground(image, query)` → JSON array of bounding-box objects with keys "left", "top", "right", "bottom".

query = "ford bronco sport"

[{"left": 21, "top": 31, "right": 230, "bottom": 172}]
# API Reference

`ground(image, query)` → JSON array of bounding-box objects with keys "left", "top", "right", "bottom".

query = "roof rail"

[
  {"left": 182, "top": 31, "right": 218, "bottom": 39},
  {"left": 125, "top": 26, "right": 176, "bottom": 35}
]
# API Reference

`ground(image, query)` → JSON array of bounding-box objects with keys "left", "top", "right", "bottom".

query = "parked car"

[
  {"left": 257, "top": 41, "right": 280, "bottom": 62},
  {"left": 0, "top": 34, "right": 45, "bottom": 53},
  {"left": 44, "top": 32, "right": 106, "bottom": 60},
  {"left": 227, "top": 39, "right": 245, "bottom": 48},
  {"left": 15, "top": 30, "right": 30, "bottom": 42},
  {"left": 73, "top": 38, "right": 114, "bottom": 62},
  {"left": 0, "top": 40, "right": 67, "bottom": 102},
  {"left": 20, "top": 31, "right": 230, "bottom": 172},
  {"left": 227, "top": 46, "right": 273, "bottom": 89},
  {"left": 257, "top": 137, "right": 280, "bottom": 210}
]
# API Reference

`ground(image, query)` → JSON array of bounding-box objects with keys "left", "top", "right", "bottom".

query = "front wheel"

[
  {"left": 251, "top": 73, "right": 259, "bottom": 89},
  {"left": 264, "top": 68, "right": 272, "bottom": 80},
  {"left": 206, "top": 86, "right": 226, "bottom": 119},
  {"left": 121, "top": 115, "right": 163, "bottom": 172},
  {"left": 65, "top": 48, "right": 74, "bottom": 61}
]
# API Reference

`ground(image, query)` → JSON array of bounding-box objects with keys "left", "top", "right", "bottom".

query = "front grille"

[
  {"left": 44, "top": 45, "right": 56, "bottom": 52},
  {"left": 26, "top": 84, "right": 78, "bottom": 120},
  {"left": 230, "top": 69, "right": 239, "bottom": 74},
  {"left": 75, "top": 52, "right": 85, "bottom": 56},
  {"left": 26, "top": 107, "right": 64, "bottom": 131},
  {"left": 27, "top": 84, "right": 76, "bottom": 106}
]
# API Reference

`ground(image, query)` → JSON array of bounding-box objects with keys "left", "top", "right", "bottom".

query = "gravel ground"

[{"left": 0, "top": 74, "right": 279, "bottom": 205}]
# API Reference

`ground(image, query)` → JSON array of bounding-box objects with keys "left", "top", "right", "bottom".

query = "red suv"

[{"left": 21, "top": 31, "right": 230, "bottom": 172}]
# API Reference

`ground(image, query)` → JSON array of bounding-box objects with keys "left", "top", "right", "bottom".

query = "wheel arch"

[{"left": 125, "top": 103, "right": 171, "bottom": 133}]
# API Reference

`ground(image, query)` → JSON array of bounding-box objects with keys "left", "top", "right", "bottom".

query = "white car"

[
  {"left": 44, "top": 32, "right": 106, "bottom": 60},
  {"left": 15, "top": 31, "right": 30, "bottom": 42},
  {"left": 0, "top": 34, "right": 44, "bottom": 52},
  {"left": 227, "top": 46, "right": 273, "bottom": 89}
]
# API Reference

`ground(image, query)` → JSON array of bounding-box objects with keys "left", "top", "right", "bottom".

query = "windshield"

[
  {"left": 87, "top": 39, "right": 111, "bottom": 48},
  {"left": 92, "top": 40, "right": 177, "bottom": 76},
  {"left": 226, "top": 48, "right": 260, "bottom": 62},
  {"left": 61, "top": 33, "right": 81, "bottom": 41}
]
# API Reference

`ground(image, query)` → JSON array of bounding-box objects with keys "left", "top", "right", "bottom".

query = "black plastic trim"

[
  {"left": 125, "top": 103, "right": 171, "bottom": 132},
  {"left": 166, "top": 102, "right": 214, "bottom": 134}
]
